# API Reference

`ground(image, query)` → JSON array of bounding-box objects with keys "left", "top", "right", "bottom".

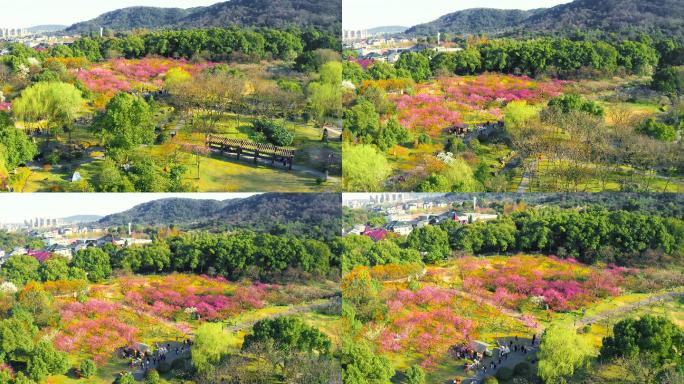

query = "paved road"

[{"left": 461, "top": 336, "right": 539, "bottom": 384}]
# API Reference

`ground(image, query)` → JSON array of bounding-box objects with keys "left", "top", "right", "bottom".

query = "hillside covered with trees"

[
  {"left": 65, "top": 0, "right": 342, "bottom": 35},
  {"left": 405, "top": 0, "right": 684, "bottom": 38},
  {"left": 98, "top": 193, "right": 342, "bottom": 239}
]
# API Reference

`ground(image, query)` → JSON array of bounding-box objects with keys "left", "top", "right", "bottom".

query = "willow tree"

[{"left": 12, "top": 82, "right": 84, "bottom": 140}]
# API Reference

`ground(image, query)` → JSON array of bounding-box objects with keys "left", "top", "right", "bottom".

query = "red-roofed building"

[
  {"left": 362, "top": 226, "right": 392, "bottom": 242},
  {"left": 27, "top": 250, "right": 52, "bottom": 263}
]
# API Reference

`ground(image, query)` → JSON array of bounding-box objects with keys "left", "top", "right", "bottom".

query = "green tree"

[
  {"left": 452, "top": 48, "right": 482, "bottom": 74},
  {"left": 341, "top": 338, "right": 394, "bottom": 384},
  {"left": 343, "top": 61, "right": 366, "bottom": 84},
  {"left": 343, "top": 99, "right": 380, "bottom": 143},
  {"left": 94, "top": 93, "right": 155, "bottom": 152},
  {"left": 538, "top": 325, "right": 593, "bottom": 383},
  {"left": 0, "top": 112, "right": 37, "bottom": 170},
  {"left": 144, "top": 369, "right": 160, "bottom": 384},
  {"left": 122, "top": 242, "right": 171, "bottom": 273},
  {"left": 636, "top": 118, "right": 677, "bottom": 142},
  {"left": 0, "top": 255, "right": 40, "bottom": 285},
  {"left": 308, "top": 61, "right": 343, "bottom": 123},
  {"left": 242, "top": 316, "right": 331, "bottom": 355},
  {"left": 0, "top": 310, "right": 38, "bottom": 363},
  {"left": 12, "top": 372, "right": 36, "bottom": 384},
  {"left": 93, "top": 159, "right": 135, "bottom": 192},
  {"left": 617, "top": 40, "right": 658, "bottom": 75},
  {"left": 16, "top": 286, "right": 57, "bottom": 327},
  {"left": 417, "top": 174, "right": 450, "bottom": 192},
  {"left": 405, "top": 365, "right": 426, "bottom": 384},
  {"left": 395, "top": 52, "right": 431, "bottom": 82},
  {"left": 367, "top": 62, "right": 397, "bottom": 80},
  {"left": 407, "top": 225, "right": 450, "bottom": 263},
  {"left": 39, "top": 256, "right": 70, "bottom": 281},
  {"left": 26, "top": 340, "right": 68, "bottom": 381},
  {"left": 547, "top": 94, "right": 604, "bottom": 117},
  {"left": 11, "top": 82, "right": 83, "bottom": 138},
  {"left": 375, "top": 118, "right": 410, "bottom": 151},
  {"left": 79, "top": 358, "right": 97, "bottom": 378},
  {"left": 71, "top": 248, "right": 112, "bottom": 282},
  {"left": 651, "top": 66, "right": 683, "bottom": 95},
  {"left": 342, "top": 144, "right": 391, "bottom": 192},
  {"left": 191, "top": 323, "right": 232, "bottom": 374},
  {"left": 117, "top": 372, "right": 135, "bottom": 384},
  {"left": 600, "top": 315, "right": 684, "bottom": 366}
]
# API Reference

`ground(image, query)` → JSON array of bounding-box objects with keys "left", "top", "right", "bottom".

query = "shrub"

[
  {"left": 548, "top": 94, "right": 603, "bottom": 116},
  {"left": 171, "top": 357, "right": 187, "bottom": 371},
  {"left": 156, "top": 361, "right": 171, "bottom": 373},
  {"left": 496, "top": 367, "right": 514, "bottom": 381},
  {"left": 117, "top": 372, "right": 135, "bottom": 384},
  {"left": 484, "top": 377, "right": 499, "bottom": 384},
  {"left": 79, "top": 359, "right": 97, "bottom": 378},
  {"left": 145, "top": 369, "right": 161, "bottom": 384},
  {"left": 252, "top": 119, "right": 294, "bottom": 146},
  {"left": 514, "top": 361, "right": 531, "bottom": 377},
  {"left": 405, "top": 365, "right": 425, "bottom": 384},
  {"left": 636, "top": 118, "right": 677, "bottom": 141}
]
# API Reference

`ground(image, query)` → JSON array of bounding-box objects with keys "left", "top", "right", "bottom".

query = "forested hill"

[
  {"left": 98, "top": 193, "right": 342, "bottom": 239},
  {"left": 405, "top": 8, "right": 543, "bottom": 36},
  {"left": 98, "top": 198, "right": 233, "bottom": 227},
  {"left": 65, "top": 7, "right": 197, "bottom": 33},
  {"left": 405, "top": 0, "right": 684, "bottom": 38},
  {"left": 520, "top": 0, "right": 684, "bottom": 38},
  {"left": 179, "top": 0, "right": 341, "bottom": 34},
  {"left": 65, "top": 0, "right": 341, "bottom": 34}
]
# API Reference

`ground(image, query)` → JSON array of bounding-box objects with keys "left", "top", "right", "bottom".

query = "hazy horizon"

[
  {"left": 0, "top": 193, "right": 257, "bottom": 224},
  {"left": 0, "top": 0, "right": 219, "bottom": 28},
  {"left": 343, "top": 0, "right": 572, "bottom": 30}
]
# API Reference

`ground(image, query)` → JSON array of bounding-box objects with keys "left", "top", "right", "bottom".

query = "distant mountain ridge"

[
  {"left": 65, "top": 0, "right": 341, "bottom": 34},
  {"left": 405, "top": 0, "right": 684, "bottom": 37},
  {"left": 98, "top": 198, "right": 233, "bottom": 226},
  {"left": 368, "top": 26, "right": 408, "bottom": 35},
  {"left": 65, "top": 7, "right": 195, "bottom": 33},
  {"left": 28, "top": 25, "right": 67, "bottom": 34},
  {"left": 61, "top": 215, "right": 103, "bottom": 224},
  {"left": 98, "top": 193, "right": 341, "bottom": 239},
  {"left": 406, "top": 8, "right": 543, "bottom": 36}
]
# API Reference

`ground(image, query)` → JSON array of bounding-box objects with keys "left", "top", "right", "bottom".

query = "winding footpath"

[
  {"left": 126, "top": 298, "right": 339, "bottom": 380},
  {"left": 575, "top": 290, "right": 684, "bottom": 328}
]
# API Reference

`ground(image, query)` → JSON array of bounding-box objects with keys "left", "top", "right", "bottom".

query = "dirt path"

[
  {"left": 575, "top": 290, "right": 683, "bottom": 328},
  {"left": 517, "top": 160, "right": 538, "bottom": 193},
  {"left": 381, "top": 268, "right": 427, "bottom": 283}
]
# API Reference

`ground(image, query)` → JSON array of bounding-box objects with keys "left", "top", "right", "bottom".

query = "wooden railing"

[{"left": 205, "top": 135, "right": 295, "bottom": 170}]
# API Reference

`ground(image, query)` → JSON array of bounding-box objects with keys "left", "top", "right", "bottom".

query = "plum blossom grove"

[
  {"left": 379, "top": 286, "right": 475, "bottom": 368},
  {"left": 54, "top": 299, "right": 141, "bottom": 364},
  {"left": 393, "top": 74, "right": 568, "bottom": 135},
  {"left": 74, "top": 58, "right": 216, "bottom": 99},
  {"left": 122, "top": 274, "right": 274, "bottom": 321},
  {"left": 458, "top": 256, "right": 627, "bottom": 312}
]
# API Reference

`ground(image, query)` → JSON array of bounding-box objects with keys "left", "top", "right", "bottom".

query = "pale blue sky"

[
  {"left": 343, "top": 0, "right": 572, "bottom": 30},
  {"left": 0, "top": 193, "right": 256, "bottom": 223},
  {"left": 0, "top": 0, "right": 219, "bottom": 27}
]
